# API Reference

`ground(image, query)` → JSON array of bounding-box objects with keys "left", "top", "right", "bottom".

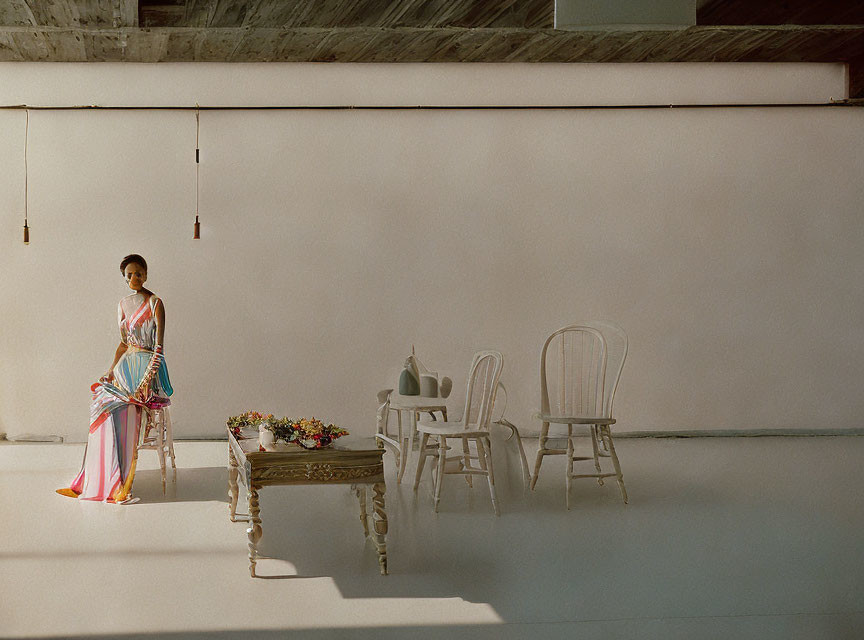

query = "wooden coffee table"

[{"left": 227, "top": 428, "right": 388, "bottom": 577}]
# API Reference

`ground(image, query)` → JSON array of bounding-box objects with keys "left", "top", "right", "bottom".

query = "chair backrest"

[
  {"left": 460, "top": 350, "right": 504, "bottom": 431},
  {"left": 492, "top": 380, "right": 509, "bottom": 425},
  {"left": 540, "top": 322, "right": 627, "bottom": 419},
  {"left": 376, "top": 389, "right": 392, "bottom": 434}
]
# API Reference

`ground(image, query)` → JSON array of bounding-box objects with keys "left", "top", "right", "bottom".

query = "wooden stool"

[{"left": 138, "top": 403, "right": 176, "bottom": 494}]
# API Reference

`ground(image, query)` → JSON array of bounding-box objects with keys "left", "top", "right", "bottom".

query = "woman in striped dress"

[{"left": 57, "top": 254, "right": 173, "bottom": 503}]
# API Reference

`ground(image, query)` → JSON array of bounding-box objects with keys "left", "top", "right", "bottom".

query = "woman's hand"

[
  {"left": 133, "top": 384, "right": 151, "bottom": 404},
  {"left": 100, "top": 370, "right": 115, "bottom": 384}
]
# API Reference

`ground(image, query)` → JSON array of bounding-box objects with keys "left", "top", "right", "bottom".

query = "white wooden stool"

[{"left": 138, "top": 404, "right": 176, "bottom": 494}]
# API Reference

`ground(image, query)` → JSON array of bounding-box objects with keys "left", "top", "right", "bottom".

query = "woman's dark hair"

[{"left": 120, "top": 254, "right": 148, "bottom": 274}]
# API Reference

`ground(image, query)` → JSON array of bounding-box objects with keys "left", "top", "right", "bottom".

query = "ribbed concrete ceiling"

[{"left": 0, "top": 0, "right": 861, "bottom": 97}]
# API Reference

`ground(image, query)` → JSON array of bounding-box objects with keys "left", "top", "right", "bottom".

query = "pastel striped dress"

[{"left": 57, "top": 294, "right": 173, "bottom": 502}]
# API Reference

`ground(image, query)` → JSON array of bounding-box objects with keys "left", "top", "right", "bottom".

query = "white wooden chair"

[
  {"left": 530, "top": 322, "right": 628, "bottom": 509},
  {"left": 138, "top": 403, "right": 176, "bottom": 494},
  {"left": 374, "top": 389, "right": 397, "bottom": 466},
  {"left": 412, "top": 380, "right": 530, "bottom": 490},
  {"left": 413, "top": 350, "right": 504, "bottom": 515}
]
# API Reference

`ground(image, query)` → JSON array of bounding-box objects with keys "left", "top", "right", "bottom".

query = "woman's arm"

[
  {"left": 154, "top": 297, "right": 165, "bottom": 347},
  {"left": 133, "top": 298, "right": 166, "bottom": 400}
]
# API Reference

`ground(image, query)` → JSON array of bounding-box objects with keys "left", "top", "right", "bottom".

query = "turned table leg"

[
  {"left": 372, "top": 482, "right": 388, "bottom": 575},
  {"left": 355, "top": 485, "right": 369, "bottom": 538},
  {"left": 247, "top": 483, "right": 262, "bottom": 577},
  {"left": 228, "top": 448, "right": 239, "bottom": 522}
]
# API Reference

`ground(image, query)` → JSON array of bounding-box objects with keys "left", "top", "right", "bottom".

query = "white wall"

[{"left": 1, "top": 62, "right": 861, "bottom": 442}]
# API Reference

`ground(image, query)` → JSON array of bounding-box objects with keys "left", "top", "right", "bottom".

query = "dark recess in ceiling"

[
  {"left": 698, "top": 0, "right": 864, "bottom": 26},
  {"left": 137, "top": 0, "right": 554, "bottom": 29}
]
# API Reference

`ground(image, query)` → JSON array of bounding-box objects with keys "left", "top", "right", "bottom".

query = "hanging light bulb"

[
  {"left": 23, "top": 109, "right": 29, "bottom": 245},
  {"left": 194, "top": 106, "right": 200, "bottom": 239}
]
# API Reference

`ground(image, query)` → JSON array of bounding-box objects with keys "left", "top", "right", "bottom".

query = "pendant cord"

[
  {"left": 195, "top": 106, "right": 200, "bottom": 218},
  {"left": 24, "top": 109, "right": 28, "bottom": 225}
]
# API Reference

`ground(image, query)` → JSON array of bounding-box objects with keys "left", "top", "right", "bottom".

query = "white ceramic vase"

[
  {"left": 258, "top": 424, "right": 292, "bottom": 452},
  {"left": 258, "top": 424, "right": 275, "bottom": 449}
]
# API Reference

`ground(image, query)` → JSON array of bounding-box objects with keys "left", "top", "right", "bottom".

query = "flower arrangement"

[
  {"left": 227, "top": 411, "right": 348, "bottom": 449},
  {"left": 227, "top": 411, "right": 273, "bottom": 439},
  {"left": 268, "top": 416, "right": 349, "bottom": 450}
]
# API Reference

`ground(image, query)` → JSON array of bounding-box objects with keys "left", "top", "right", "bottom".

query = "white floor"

[{"left": 2, "top": 436, "right": 864, "bottom": 639}]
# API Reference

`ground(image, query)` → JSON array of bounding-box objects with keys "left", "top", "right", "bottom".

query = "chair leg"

[
  {"left": 604, "top": 426, "right": 628, "bottom": 504},
  {"left": 395, "top": 410, "right": 406, "bottom": 484},
  {"left": 165, "top": 408, "right": 177, "bottom": 479},
  {"left": 531, "top": 422, "right": 549, "bottom": 490},
  {"left": 407, "top": 412, "right": 418, "bottom": 462},
  {"left": 433, "top": 436, "right": 447, "bottom": 512},
  {"left": 513, "top": 426, "right": 530, "bottom": 489},
  {"left": 595, "top": 426, "right": 606, "bottom": 453},
  {"left": 590, "top": 425, "right": 604, "bottom": 486},
  {"left": 156, "top": 412, "right": 166, "bottom": 495},
  {"left": 413, "top": 433, "right": 430, "bottom": 492},
  {"left": 479, "top": 437, "right": 499, "bottom": 516},
  {"left": 428, "top": 436, "right": 438, "bottom": 485},
  {"left": 143, "top": 409, "right": 154, "bottom": 440},
  {"left": 565, "top": 425, "right": 573, "bottom": 510},
  {"left": 461, "top": 437, "right": 473, "bottom": 487}
]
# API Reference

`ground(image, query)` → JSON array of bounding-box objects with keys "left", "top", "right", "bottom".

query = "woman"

[{"left": 57, "top": 254, "right": 173, "bottom": 503}]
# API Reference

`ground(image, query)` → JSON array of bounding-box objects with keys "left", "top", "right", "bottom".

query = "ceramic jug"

[
  {"left": 399, "top": 355, "right": 421, "bottom": 395},
  {"left": 420, "top": 374, "right": 438, "bottom": 397}
]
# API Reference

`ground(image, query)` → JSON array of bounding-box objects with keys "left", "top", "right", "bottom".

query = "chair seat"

[
  {"left": 540, "top": 414, "right": 615, "bottom": 425},
  {"left": 416, "top": 420, "right": 487, "bottom": 438},
  {"left": 145, "top": 397, "right": 172, "bottom": 410}
]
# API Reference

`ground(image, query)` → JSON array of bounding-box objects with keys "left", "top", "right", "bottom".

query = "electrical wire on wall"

[
  {"left": 3, "top": 100, "right": 858, "bottom": 244},
  {"left": 194, "top": 105, "right": 201, "bottom": 239},
  {"left": 23, "top": 109, "right": 29, "bottom": 244}
]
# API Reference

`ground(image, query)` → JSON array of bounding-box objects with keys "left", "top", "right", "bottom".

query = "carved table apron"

[{"left": 227, "top": 429, "right": 388, "bottom": 577}]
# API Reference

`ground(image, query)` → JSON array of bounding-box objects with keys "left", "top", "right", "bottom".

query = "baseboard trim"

[
  {"left": 178, "top": 428, "right": 864, "bottom": 441},
  {"left": 530, "top": 428, "right": 864, "bottom": 439},
  {"left": 8, "top": 429, "right": 863, "bottom": 445},
  {"left": 180, "top": 428, "right": 864, "bottom": 441}
]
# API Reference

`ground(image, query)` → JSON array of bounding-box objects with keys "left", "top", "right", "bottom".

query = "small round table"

[{"left": 380, "top": 394, "right": 448, "bottom": 483}]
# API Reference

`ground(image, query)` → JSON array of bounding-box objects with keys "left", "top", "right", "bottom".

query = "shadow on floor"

[
  {"left": 133, "top": 467, "right": 228, "bottom": 504},
  {"left": 17, "top": 627, "right": 529, "bottom": 640},
  {"left": 123, "top": 451, "right": 730, "bottom": 623},
  {"left": 112, "top": 440, "right": 864, "bottom": 635},
  {"left": 24, "top": 616, "right": 864, "bottom": 640}
]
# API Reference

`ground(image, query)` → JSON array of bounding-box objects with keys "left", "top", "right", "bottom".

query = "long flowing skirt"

[
  {"left": 57, "top": 383, "right": 143, "bottom": 502},
  {"left": 57, "top": 353, "right": 172, "bottom": 503}
]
